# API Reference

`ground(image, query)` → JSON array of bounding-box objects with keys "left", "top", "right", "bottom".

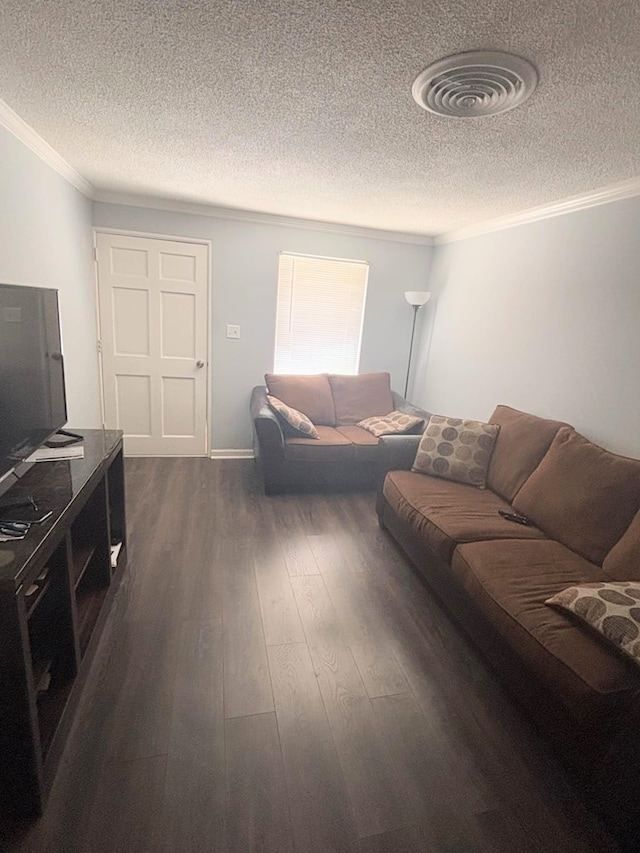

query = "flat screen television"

[{"left": 0, "top": 283, "right": 67, "bottom": 499}]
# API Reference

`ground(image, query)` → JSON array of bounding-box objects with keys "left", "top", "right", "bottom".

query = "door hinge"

[{"left": 97, "top": 340, "right": 103, "bottom": 354}]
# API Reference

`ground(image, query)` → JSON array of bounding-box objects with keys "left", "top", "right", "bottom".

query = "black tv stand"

[
  {"left": 0, "top": 429, "right": 126, "bottom": 817},
  {"left": 44, "top": 429, "right": 84, "bottom": 449}
]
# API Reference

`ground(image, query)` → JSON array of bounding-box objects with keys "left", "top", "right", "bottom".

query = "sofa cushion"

[
  {"left": 265, "top": 374, "right": 336, "bottom": 425},
  {"left": 284, "top": 426, "right": 354, "bottom": 462},
  {"left": 412, "top": 415, "right": 499, "bottom": 488},
  {"left": 513, "top": 427, "right": 640, "bottom": 565},
  {"left": 267, "top": 395, "right": 320, "bottom": 439},
  {"left": 487, "top": 405, "right": 571, "bottom": 502},
  {"left": 547, "top": 582, "right": 640, "bottom": 670},
  {"left": 451, "top": 540, "right": 640, "bottom": 708},
  {"left": 328, "top": 373, "right": 393, "bottom": 425},
  {"left": 603, "top": 510, "right": 640, "bottom": 582},
  {"left": 335, "top": 425, "right": 380, "bottom": 463},
  {"left": 358, "top": 410, "right": 424, "bottom": 438},
  {"left": 383, "top": 470, "right": 546, "bottom": 563}
]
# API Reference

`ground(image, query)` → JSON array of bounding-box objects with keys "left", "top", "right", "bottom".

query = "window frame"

[{"left": 272, "top": 251, "right": 369, "bottom": 376}]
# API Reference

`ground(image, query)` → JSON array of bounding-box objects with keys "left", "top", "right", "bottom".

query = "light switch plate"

[{"left": 226, "top": 324, "right": 240, "bottom": 339}]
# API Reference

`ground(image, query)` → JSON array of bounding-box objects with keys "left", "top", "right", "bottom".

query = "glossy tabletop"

[{"left": 0, "top": 429, "right": 122, "bottom": 590}]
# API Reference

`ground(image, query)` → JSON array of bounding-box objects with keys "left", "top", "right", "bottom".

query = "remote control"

[
  {"left": 2, "top": 522, "right": 29, "bottom": 532},
  {"left": 498, "top": 510, "right": 532, "bottom": 526},
  {"left": 0, "top": 525, "right": 27, "bottom": 538}
]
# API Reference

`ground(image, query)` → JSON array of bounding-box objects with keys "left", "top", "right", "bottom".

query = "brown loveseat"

[
  {"left": 377, "top": 405, "right": 640, "bottom": 848},
  {"left": 251, "top": 372, "right": 428, "bottom": 493}
]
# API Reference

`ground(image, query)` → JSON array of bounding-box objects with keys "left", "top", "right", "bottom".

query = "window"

[{"left": 273, "top": 252, "right": 369, "bottom": 375}]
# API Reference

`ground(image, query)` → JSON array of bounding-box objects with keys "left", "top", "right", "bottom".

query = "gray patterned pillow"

[
  {"left": 412, "top": 414, "right": 499, "bottom": 488},
  {"left": 547, "top": 582, "right": 640, "bottom": 668},
  {"left": 267, "top": 395, "right": 320, "bottom": 439},
  {"left": 358, "top": 410, "right": 424, "bottom": 438}
]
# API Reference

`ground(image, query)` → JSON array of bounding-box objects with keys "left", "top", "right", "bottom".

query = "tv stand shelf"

[{"left": 0, "top": 429, "right": 126, "bottom": 817}]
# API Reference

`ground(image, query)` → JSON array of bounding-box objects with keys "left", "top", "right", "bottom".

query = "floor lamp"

[{"left": 404, "top": 291, "right": 431, "bottom": 397}]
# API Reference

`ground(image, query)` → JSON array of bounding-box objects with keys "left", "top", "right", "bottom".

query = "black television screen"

[{"left": 0, "top": 284, "right": 67, "bottom": 491}]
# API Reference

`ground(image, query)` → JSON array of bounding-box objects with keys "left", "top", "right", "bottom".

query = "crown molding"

[
  {"left": 436, "top": 175, "right": 640, "bottom": 244},
  {"left": 0, "top": 98, "right": 94, "bottom": 197},
  {"left": 92, "top": 190, "right": 435, "bottom": 246},
  {"left": 4, "top": 91, "right": 637, "bottom": 246}
]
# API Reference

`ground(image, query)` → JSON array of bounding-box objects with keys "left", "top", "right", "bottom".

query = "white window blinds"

[{"left": 274, "top": 253, "right": 369, "bottom": 375}]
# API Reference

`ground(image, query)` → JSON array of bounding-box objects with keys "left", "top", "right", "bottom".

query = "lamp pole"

[
  {"left": 404, "top": 304, "right": 420, "bottom": 398},
  {"left": 403, "top": 291, "right": 430, "bottom": 398}
]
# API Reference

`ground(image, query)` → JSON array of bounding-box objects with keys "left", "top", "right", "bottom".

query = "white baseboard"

[{"left": 210, "top": 449, "right": 254, "bottom": 459}]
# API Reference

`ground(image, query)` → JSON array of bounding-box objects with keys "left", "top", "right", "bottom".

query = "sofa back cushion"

[
  {"left": 513, "top": 427, "right": 640, "bottom": 564},
  {"left": 264, "top": 373, "right": 336, "bottom": 425},
  {"left": 487, "top": 405, "right": 570, "bottom": 502},
  {"left": 328, "top": 373, "right": 394, "bottom": 425},
  {"left": 603, "top": 510, "right": 640, "bottom": 581}
]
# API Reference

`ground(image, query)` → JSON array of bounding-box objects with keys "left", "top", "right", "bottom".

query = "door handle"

[{"left": 196, "top": 360, "right": 205, "bottom": 368}]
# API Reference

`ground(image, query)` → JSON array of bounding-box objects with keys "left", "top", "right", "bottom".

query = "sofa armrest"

[
  {"left": 391, "top": 391, "right": 430, "bottom": 432},
  {"left": 250, "top": 386, "right": 284, "bottom": 459},
  {"left": 376, "top": 434, "right": 421, "bottom": 516},
  {"left": 378, "top": 433, "right": 421, "bottom": 473}
]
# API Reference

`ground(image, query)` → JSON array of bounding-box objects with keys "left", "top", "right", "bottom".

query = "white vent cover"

[{"left": 412, "top": 51, "right": 538, "bottom": 118}]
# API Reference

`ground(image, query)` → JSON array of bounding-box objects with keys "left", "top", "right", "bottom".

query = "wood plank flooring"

[{"left": 2, "top": 458, "right": 618, "bottom": 852}]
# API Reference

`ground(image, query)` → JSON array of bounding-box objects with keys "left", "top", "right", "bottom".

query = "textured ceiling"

[{"left": 0, "top": 1, "right": 639, "bottom": 235}]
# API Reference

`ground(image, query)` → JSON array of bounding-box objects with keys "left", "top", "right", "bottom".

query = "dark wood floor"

[{"left": 4, "top": 458, "right": 618, "bottom": 852}]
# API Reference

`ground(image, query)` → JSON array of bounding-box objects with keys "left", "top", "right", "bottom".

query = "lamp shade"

[{"left": 404, "top": 291, "right": 431, "bottom": 307}]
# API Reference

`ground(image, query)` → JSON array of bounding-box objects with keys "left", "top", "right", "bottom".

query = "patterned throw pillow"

[
  {"left": 267, "top": 395, "right": 320, "bottom": 439},
  {"left": 546, "top": 583, "right": 640, "bottom": 668},
  {"left": 358, "top": 410, "right": 424, "bottom": 438},
  {"left": 412, "top": 415, "right": 500, "bottom": 488}
]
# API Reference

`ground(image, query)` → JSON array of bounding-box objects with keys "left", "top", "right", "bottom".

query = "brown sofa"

[
  {"left": 376, "top": 405, "right": 640, "bottom": 848},
  {"left": 251, "top": 372, "right": 428, "bottom": 493}
]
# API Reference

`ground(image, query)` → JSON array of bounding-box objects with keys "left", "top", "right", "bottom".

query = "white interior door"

[{"left": 96, "top": 232, "right": 209, "bottom": 456}]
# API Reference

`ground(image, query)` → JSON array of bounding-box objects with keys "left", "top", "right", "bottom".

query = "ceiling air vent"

[{"left": 412, "top": 50, "right": 538, "bottom": 118}]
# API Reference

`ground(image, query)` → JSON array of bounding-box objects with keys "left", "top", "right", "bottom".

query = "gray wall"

[
  {"left": 92, "top": 202, "right": 433, "bottom": 451},
  {"left": 0, "top": 125, "right": 100, "bottom": 427},
  {"left": 412, "top": 196, "right": 640, "bottom": 457}
]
